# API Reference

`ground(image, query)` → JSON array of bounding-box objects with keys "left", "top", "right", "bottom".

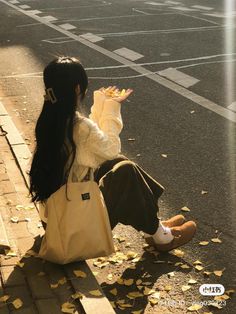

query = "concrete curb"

[
  {"left": 0, "top": 100, "right": 116, "bottom": 314},
  {"left": 0, "top": 102, "right": 31, "bottom": 187}
]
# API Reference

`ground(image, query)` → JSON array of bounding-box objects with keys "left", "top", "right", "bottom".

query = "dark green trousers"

[{"left": 94, "top": 156, "right": 164, "bottom": 235}]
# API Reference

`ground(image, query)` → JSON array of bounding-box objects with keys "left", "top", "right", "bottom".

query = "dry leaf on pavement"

[
  {"left": 199, "top": 241, "right": 209, "bottom": 246},
  {"left": 12, "top": 299, "right": 23, "bottom": 309},
  {"left": 89, "top": 290, "right": 102, "bottom": 296},
  {"left": 61, "top": 302, "right": 76, "bottom": 313},
  {"left": 211, "top": 238, "right": 222, "bottom": 243},
  {"left": 73, "top": 270, "right": 87, "bottom": 278},
  {"left": 0, "top": 295, "right": 10, "bottom": 302},
  {"left": 109, "top": 288, "right": 118, "bottom": 296},
  {"left": 181, "top": 285, "right": 191, "bottom": 292},
  {"left": 181, "top": 206, "right": 191, "bottom": 212},
  {"left": 187, "top": 304, "right": 203, "bottom": 311}
]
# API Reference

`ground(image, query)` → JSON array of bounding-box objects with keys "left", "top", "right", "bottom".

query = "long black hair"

[{"left": 29, "top": 57, "right": 88, "bottom": 202}]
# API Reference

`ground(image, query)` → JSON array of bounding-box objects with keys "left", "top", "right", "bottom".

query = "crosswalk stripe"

[
  {"left": 158, "top": 68, "right": 200, "bottom": 88},
  {"left": 113, "top": 48, "right": 144, "bottom": 61},
  {"left": 227, "top": 102, "right": 236, "bottom": 112}
]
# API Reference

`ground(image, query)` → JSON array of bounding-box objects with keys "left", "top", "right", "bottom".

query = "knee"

[{"left": 112, "top": 160, "right": 136, "bottom": 175}]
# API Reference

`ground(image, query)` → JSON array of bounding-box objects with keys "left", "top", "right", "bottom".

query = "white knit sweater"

[{"left": 39, "top": 91, "right": 123, "bottom": 222}]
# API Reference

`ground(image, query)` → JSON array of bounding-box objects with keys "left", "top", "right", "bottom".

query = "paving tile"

[
  {"left": 35, "top": 299, "right": 62, "bottom": 314},
  {"left": 1, "top": 265, "right": 26, "bottom": 287},
  {"left": 27, "top": 275, "right": 53, "bottom": 299}
]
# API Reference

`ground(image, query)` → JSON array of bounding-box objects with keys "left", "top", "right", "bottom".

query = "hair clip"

[{"left": 44, "top": 88, "right": 57, "bottom": 104}]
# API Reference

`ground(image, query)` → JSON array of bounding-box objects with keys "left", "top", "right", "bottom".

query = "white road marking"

[
  {"left": 80, "top": 33, "right": 104, "bottom": 43},
  {"left": 9, "top": 0, "right": 19, "bottom": 3},
  {"left": 1, "top": 0, "right": 236, "bottom": 123},
  {"left": 26, "top": 10, "right": 42, "bottom": 15},
  {"left": 113, "top": 48, "right": 144, "bottom": 61},
  {"left": 191, "top": 5, "right": 213, "bottom": 11},
  {"left": 176, "top": 59, "right": 236, "bottom": 70},
  {"left": 18, "top": 5, "right": 31, "bottom": 9},
  {"left": 42, "top": 37, "right": 75, "bottom": 44},
  {"left": 145, "top": 1, "right": 167, "bottom": 5},
  {"left": 158, "top": 68, "right": 200, "bottom": 88},
  {"left": 41, "top": 15, "right": 58, "bottom": 22},
  {"left": 178, "top": 12, "right": 221, "bottom": 26},
  {"left": 132, "top": 8, "right": 151, "bottom": 15},
  {"left": 59, "top": 23, "right": 77, "bottom": 30},
  {"left": 97, "top": 25, "right": 224, "bottom": 37},
  {"left": 37, "top": 3, "right": 112, "bottom": 11},
  {"left": 228, "top": 102, "right": 236, "bottom": 112},
  {"left": 172, "top": 6, "right": 198, "bottom": 12},
  {"left": 204, "top": 12, "right": 236, "bottom": 18},
  {"left": 166, "top": 1, "right": 182, "bottom": 5}
]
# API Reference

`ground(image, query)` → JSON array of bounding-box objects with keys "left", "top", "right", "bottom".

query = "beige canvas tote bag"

[{"left": 39, "top": 166, "right": 114, "bottom": 264}]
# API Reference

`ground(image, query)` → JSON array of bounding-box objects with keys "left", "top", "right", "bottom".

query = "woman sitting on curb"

[{"left": 29, "top": 56, "right": 196, "bottom": 253}]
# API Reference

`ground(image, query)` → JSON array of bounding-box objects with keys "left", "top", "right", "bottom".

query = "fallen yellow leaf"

[
  {"left": 61, "top": 302, "right": 76, "bottom": 313},
  {"left": 109, "top": 288, "right": 118, "bottom": 296},
  {"left": 193, "top": 260, "right": 202, "bottom": 265},
  {"left": 12, "top": 298, "right": 23, "bottom": 309},
  {"left": 58, "top": 277, "right": 67, "bottom": 285},
  {"left": 208, "top": 302, "right": 223, "bottom": 309},
  {"left": 136, "top": 279, "right": 142, "bottom": 285},
  {"left": 203, "top": 271, "right": 212, "bottom": 276},
  {"left": 199, "top": 241, "right": 209, "bottom": 246},
  {"left": 225, "top": 289, "right": 235, "bottom": 295},
  {"left": 0, "top": 295, "right": 10, "bottom": 302},
  {"left": 117, "top": 278, "right": 124, "bottom": 284},
  {"left": 143, "top": 287, "right": 155, "bottom": 295},
  {"left": 180, "top": 264, "right": 191, "bottom": 269},
  {"left": 161, "top": 154, "right": 168, "bottom": 158},
  {"left": 181, "top": 206, "right": 191, "bottom": 212},
  {"left": 124, "top": 279, "right": 134, "bottom": 286},
  {"left": 11, "top": 216, "right": 19, "bottom": 223},
  {"left": 211, "top": 238, "right": 222, "bottom": 243},
  {"left": 89, "top": 290, "right": 102, "bottom": 296},
  {"left": 164, "top": 285, "right": 172, "bottom": 292},
  {"left": 127, "top": 291, "right": 143, "bottom": 299},
  {"left": 73, "top": 270, "right": 87, "bottom": 278},
  {"left": 37, "top": 272, "right": 45, "bottom": 276},
  {"left": 214, "top": 294, "right": 230, "bottom": 301},
  {"left": 173, "top": 249, "right": 185, "bottom": 258},
  {"left": 16, "top": 262, "right": 24, "bottom": 268},
  {"left": 201, "top": 190, "right": 208, "bottom": 195},
  {"left": 50, "top": 283, "right": 59, "bottom": 289},
  {"left": 167, "top": 271, "right": 175, "bottom": 277},
  {"left": 149, "top": 298, "right": 159, "bottom": 305},
  {"left": 187, "top": 304, "right": 203, "bottom": 311},
  {"left": 118, "top": 303, "right": 132, "bottom": 309},
  {"left": 181, "top": 285, "right": 191, "bottom": 292},
  {"left": 195, "top": 265, "right": 204, "bottom": 271},
  {"left": 188, "top": 279, "right": 197, "bottom": 284},
  {"left": 71, "top": 291, "right": 83, "bottom": 300},
  {"left": 213, "top": 269, "right": 224, "bottom": 277}
]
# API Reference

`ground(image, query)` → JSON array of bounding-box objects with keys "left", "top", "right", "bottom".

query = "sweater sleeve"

[
  {"left": 82, "top": 99, "right": 123, "bottom": 161},
  {"left": 89, "top": 90, "right": 106, "bottom": 126}
]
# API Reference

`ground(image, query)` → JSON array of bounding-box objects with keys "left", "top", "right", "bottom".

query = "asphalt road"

[{"left": 0, "top": 0, "right": 236, "bottom": 313}]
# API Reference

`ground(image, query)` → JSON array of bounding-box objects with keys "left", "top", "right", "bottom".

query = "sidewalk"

[{"left": 0, "top": 103, "right": 115, "bottom": 314}]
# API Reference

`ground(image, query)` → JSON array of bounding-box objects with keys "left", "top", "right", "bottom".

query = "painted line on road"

[
  {"left": 36, "top": 3, "right": 112, "bottom": 11},
  {"left": 171, "top": 6, "right": 197, "bottom": 12},
  {"left": 145, "top": 2, "right": 167, "bottom": 5},
  {"left": 97, "top": 25, "right": 226, "bottom": 37},
  {"left": 166, "top": 1, "right": 182, "bottom": 5},
  {"left": 9, "top": 0, "right": 19, "bottom": 3},
  {"left": 228, "top": 102, "right": 236, "bottom": 112},
  {"left": 132, "top": 8, "right": 151, "bottom": 15},
  {"left": 176, "top": 59, "right": 236, "bottom": 70},
  {"left": 204, "top": 12, "right": 236, "bottom": 18},
  {"left": 113, "top": 48, "right": 144, "bottom": 61},
  {"left": 1, "top": 0, "right": 236, "bottom": 123},
  {"left": 18, "top": 5, "right": 31, "bottom": 9},
  {"left": 158, "top": 68, "right": 200, "bottom": 88},
  {"left": 191, "top": 5, "right": 213, "bottom": 11},
  {"left": 59, "top": 23, "right": 77, "bottom": 30},
  {"left": 80, "top": 33, "right": 104, "bottom": 43},
  {"left": 25, "top": 10, "right": 42, "bottom": 15},
  {"left": 42, "top": 37, "right": 75, "bottom": 44},
  {"left": 177, "top": 12, "right": 221, "bottom": 26},
  {"left": 41, "top": 15, "right": 58, "bottom": 22}
]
